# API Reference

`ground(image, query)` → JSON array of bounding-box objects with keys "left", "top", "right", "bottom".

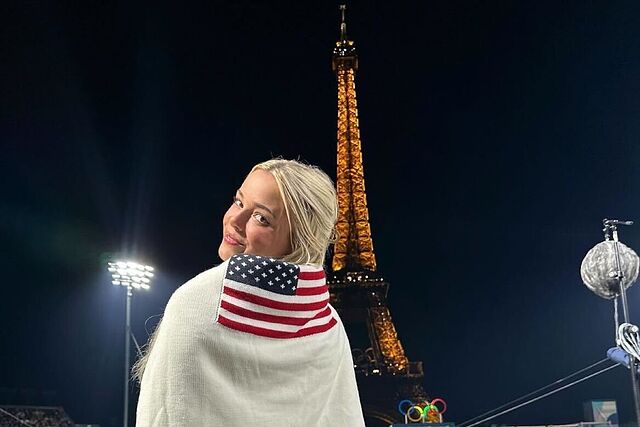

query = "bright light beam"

[{"left": 108, "top": 260, "right": 154, "bottom": 290}]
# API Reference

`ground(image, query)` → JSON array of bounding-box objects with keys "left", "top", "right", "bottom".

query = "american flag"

[{"left": 216, "top": 253, "right": 337, "bottom": 339}]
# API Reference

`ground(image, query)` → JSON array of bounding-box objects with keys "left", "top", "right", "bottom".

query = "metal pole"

[
  {"left": 124, "top": 286, "right": 132, "bottom": 427},
  {"left": 610, "top": 225, "right": 640, "bottom": 424}
]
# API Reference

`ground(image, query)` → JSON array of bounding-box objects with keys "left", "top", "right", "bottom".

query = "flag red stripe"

[
  {"left": 223, "top": 287, "right": 328, "bottom": 311},
  {"left": 298, "top": 270, "right": 325, "bottom": 281},
  {"left": 218, "top": 315, "right": 337, "bottom": 339},
  {"left": 296, "top": 285, "right": 329, "bottom": 296},
  {"left": 220, "top": 300, "right": 331, "bottom": 326}
]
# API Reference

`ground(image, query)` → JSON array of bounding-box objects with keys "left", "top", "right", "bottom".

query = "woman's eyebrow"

[
  {"left": 237, "top": 189, "right": 276, "bottom": 217},
  {"left": 255, "top": 203, "right": 275, "bottom": 217}
]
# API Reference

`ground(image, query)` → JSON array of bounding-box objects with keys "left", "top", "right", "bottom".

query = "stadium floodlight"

[
  {"left": 108, "top": 259, "right": 154, "bottom": 427},
  {"left": 108, "top": 261, "right": 154, "bottom": 290}
]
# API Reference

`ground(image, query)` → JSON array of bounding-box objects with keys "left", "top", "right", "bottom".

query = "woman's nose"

[{"left": 229, "top": 210, "right": 249, "bottom": 233}]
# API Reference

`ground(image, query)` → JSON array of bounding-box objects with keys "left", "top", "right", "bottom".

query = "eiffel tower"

[{"left": 328, "top": 5, "right": 429, "bottom": 426}]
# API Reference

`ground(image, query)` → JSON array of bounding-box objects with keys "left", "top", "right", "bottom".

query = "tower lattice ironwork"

[{"left": 328, "top": 5, "right": 429, "bottom": 426}]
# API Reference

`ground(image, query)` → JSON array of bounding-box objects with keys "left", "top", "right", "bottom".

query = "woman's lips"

[{"left": 224, "top": 234, "right": 245, "bottom": 246}]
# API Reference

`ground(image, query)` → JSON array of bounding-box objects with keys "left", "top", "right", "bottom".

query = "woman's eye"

[
  {"left": 233, "top": 197, "right": 243, "bottom": 208},
  {"left": 253, "top": 213, "right": 269, "bottom": 225}
]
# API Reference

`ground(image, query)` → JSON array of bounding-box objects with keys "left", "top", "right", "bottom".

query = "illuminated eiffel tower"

[{"left": 328, "top": 5, "right": 429, "bottom": 426}]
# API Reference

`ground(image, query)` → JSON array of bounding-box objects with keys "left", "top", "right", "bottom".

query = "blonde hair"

[
  {"left": 251, "top": 159, "right": 337, "bottom": 266},
  {"left": 133, "top": 159, "right": 337, "bottom": 382}
]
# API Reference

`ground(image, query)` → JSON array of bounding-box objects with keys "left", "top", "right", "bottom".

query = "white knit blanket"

[{"left": 136, "top": 256, "right": 365, "bottom": 427}]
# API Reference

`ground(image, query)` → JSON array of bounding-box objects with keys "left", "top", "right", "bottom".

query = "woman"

[{"left": 135, "top": 159, "right": 365, "bottom": 427}]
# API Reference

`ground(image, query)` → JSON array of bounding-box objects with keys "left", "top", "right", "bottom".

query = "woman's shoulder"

[
  {"left": 189, "top": 261, "right": 229, "bottom": 285},
  {"left": 168, "top": 260, "right": 229, "bottom": 303}
]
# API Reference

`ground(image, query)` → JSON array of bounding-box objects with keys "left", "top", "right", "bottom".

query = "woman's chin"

[
  {"left": 219, "top": 242, "right": 248, "bottom": 261},
  {"left": 218, "top": 245, "right": 235, "bottom": 261}
]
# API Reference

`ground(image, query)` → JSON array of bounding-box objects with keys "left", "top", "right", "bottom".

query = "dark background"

[{"left": 2, "top": 1, "right": 640, "bottom": 425}]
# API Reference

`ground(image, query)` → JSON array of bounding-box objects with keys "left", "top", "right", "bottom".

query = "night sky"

[{"left": 3, "top": 1, "right": 640, "bottom": 426}]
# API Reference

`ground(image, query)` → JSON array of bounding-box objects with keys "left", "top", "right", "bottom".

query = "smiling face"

[{"left": 218, "top": 169, "right": 292, "bottom": 261}]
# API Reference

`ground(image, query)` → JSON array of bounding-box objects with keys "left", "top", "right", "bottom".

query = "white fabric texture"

[{"left": 136, "top": 260, "right": 365, "bottom": 427}]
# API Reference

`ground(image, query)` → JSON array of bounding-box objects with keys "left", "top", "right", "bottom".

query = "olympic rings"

[
  {"left": 430, "top": 398, "right": 447, "bottom": 414},
  {"left": 397, "top": 398, "right": 448, "bottom": 423},
  {"left": 407, "top": 405, "right": 424, "bottom": 422},
  {"left": 397, "top": 400, "right": 414, "bottom": 415}
]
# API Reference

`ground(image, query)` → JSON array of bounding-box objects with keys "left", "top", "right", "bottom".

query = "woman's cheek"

[
  {"left": 221, "top": 207, "right": 233, "bottom": 227},
  {"left": 247, "top": 226, "right": 270, "bottom": 252}
]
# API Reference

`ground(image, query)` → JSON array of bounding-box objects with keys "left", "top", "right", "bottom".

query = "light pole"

[
  {"left": 108, "top": 260, "right": 154, "bottom": 427},
  {"left": 581, "top": 219, "right": 640, "bottom": 425}
]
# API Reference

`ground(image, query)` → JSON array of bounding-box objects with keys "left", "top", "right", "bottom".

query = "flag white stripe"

[
  {"left": 295, "top": 278, "right": 326, "bottom": 288},
  {"left": 222, "top": 293, "right": 328, "bottom": 318},
  {"left": 218, "top": 306, "right": 335, "bottom": 333},
  {"left": 224, "top": 278, "right": 329, "bottom": 304},
  {"left": 299, "top": 264, "right": 324, "bottom": 272}
]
